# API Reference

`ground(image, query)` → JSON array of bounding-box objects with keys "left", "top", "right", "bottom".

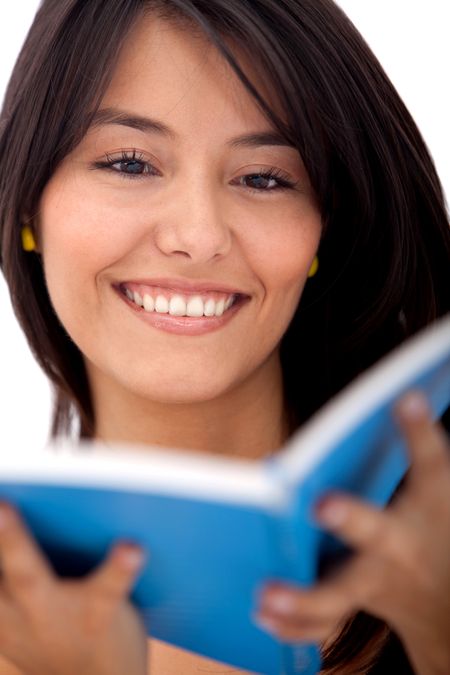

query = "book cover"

[{"left": 0, "top": 313, "right": 449, "bottom": 674}]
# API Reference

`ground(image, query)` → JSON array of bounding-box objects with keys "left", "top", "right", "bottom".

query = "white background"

[{"left": 0, "top": 1, "right": 449, "bottom": 449}]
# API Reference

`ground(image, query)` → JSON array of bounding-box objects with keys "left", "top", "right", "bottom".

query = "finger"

[
  {"left": 257, "top": 555, "right": 370, "bottom": 627},
  {"left": 83, "top": 542, "right": 146, "bottom": 626},
  {"left": 0, "top": 502, "right": 56, "bottom": 603},
  {"left": 394, "top": 390, "right": 450, "bottom": 487},
  {"left": 313, "top": 491, "right": 403, "bottom": 559},
  {"left": 254, "top": 610, "right": 342, "bottom": 644}
]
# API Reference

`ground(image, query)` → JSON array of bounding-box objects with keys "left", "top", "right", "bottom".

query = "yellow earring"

[
  {"left": 308, "top": 255, "right": 319, "bottom": 278},
  {"left": 21, "top": 225, "right": 37, "bottom": 252}
]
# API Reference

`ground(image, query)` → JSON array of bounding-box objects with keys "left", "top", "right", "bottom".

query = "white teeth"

[
  {"left": 169, "top": 295, "right": 187, "bottom": 316},
  {"left": 186, "top": 296, "right": 204, "bottom": 317},
  {"left": 215, "top": 298, "right": 225, "bottom": 316},
  {"left": 203, "top": 298, "right": 216, "bottom": 316},
  {"left": 143, "top": 294, "right": 154, "bottom": 312},
  {"left": 125, "top": 287, "right": 237, "bottom": 317},
  {"left": 133, "top": 291, "right": 143, "bottom": 307},
  {"left": 155, "top": 295, "right": 169, "bottom": 313}
]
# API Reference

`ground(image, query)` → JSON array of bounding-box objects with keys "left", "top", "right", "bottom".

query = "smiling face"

[{"left": 37, "top": 13, "right": 322, "bottom": 415}]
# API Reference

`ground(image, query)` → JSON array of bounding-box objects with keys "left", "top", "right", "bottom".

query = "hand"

[
  {"left": 0, "top": 503, "right": 148, "bottom": 675},
  {"left": 253, "top": 390, "right": 450, "bottom": 675}
]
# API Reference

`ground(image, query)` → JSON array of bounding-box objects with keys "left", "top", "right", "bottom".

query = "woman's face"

[{"left": 37, "top": 14, "right": 322, "bottom": 406}]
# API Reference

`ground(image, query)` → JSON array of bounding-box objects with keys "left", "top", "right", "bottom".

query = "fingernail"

[
  {"left": 262, "top": 591, "right": 293, "bottom": 614},
  {"left": 119, "top": 546, "right": 146, "bottom": 570},
  {"left": 252, "top": 612, "right": 279, "bottom": 633},
  {"left": 315, "top": 498, "right": 348, "bottom": 527},
  {"left": 397, "top": 391, "right": 428, "bottom": 419}
]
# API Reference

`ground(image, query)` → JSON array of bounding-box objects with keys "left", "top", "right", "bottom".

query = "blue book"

[{"left": 1, "top": 313, "right": 449, "bottom": 674}]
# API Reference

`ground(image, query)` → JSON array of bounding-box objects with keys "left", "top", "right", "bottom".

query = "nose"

[{"left": 152, "top": 172, "right": 232, "bottom": 263}]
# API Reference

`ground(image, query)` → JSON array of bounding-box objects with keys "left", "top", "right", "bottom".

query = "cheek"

[
  {"left": 246, "top": 208, "right": 321, "bottom": 297},
  {"left": 39, "top": 181, "right": 133, "bottom": 294},
  {"left": 242, "top": 205, "right": 322, "bottom": 352}
]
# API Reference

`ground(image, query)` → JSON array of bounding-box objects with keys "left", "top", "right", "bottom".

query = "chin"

[{"left": 119, "top": 370, "right": 238, "bottom": 406}]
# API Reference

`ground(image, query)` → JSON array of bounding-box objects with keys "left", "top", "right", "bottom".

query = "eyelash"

[{"left": 92, "top": 150, "right": 298, "bottom": 194}]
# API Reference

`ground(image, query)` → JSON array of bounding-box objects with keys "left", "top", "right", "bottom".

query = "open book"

[{"left": 1, "top": 313, "right": 449, "bottom": 675}]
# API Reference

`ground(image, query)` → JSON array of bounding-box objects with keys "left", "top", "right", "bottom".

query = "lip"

[
  {"left": 117, "top": 277, "right": 249, "bottom": 297},
  {"left": 114, "top": 286, "right": 250, "bottom": 336}
]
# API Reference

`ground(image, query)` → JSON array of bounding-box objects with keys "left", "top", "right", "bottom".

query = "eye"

[
  {"left": 92, "top": 153, "right": 298, "bottom": 193},
  {"left": 238, "top": 167, "right": 298, "bottom": 194},
  {"left": 92, "top": 150, "right": 158, "bottom": 179}
]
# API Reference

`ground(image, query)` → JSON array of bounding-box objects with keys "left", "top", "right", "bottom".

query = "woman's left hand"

[{"left": 253, "top": 390, "right": 450, "bottom": 675}]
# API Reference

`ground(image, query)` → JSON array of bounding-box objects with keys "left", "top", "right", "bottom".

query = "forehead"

[{"left": 99, "top": 12, "right": 285, "bottom": 137}]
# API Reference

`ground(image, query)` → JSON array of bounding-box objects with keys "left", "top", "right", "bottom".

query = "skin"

[
  {"left": 37, "top": 14, "right": 321, "bottom": 459},
  {"left": 0, "top": 395, "right": 448, "bottom": 675},
  {"left": 0, "top": 13, "right": 448, "bottom": 675},
  {"left": 256, "top": 393, "right": 450, "bottom": 674}
]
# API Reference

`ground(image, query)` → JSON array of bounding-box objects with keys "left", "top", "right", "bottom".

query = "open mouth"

[{"left": 117, "top": 282, "right": 245, "bottom": 318}]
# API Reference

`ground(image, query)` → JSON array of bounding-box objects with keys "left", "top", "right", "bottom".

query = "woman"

[{"left": 0, "top": 0, "right": 449, "bottom": 673}]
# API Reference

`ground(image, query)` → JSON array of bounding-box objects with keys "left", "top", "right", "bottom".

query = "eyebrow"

[{"left": 90, "top": 107, "right": 296, "bottom": 150}]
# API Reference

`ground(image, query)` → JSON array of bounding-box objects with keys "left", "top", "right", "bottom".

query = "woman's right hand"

[{"left": 0, "top": 501, "right": 149, "bottom": 675}]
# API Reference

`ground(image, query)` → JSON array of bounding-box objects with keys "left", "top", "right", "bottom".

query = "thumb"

[{"left": 84, "top": 542, "right": 147, "bottom": 615}]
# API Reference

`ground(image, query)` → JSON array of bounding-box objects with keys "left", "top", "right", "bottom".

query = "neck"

[{"left": 87, "top": 353, "right": 291, "bottom": 460}]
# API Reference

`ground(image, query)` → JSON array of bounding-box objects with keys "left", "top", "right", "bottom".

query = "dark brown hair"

[{"left": 1, "top": 0, "right": 449, "bottom": 671}]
